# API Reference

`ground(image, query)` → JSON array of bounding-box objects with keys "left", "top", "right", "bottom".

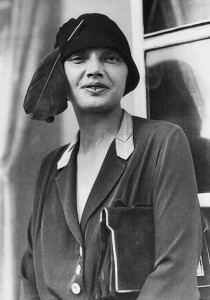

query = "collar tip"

[
  {"left": 117, "top": 149, "right": 134, "bottom": 160},
  {"left": 57, "top": 159, "right": 68, "bottom": 169},
  {"left": 57, "top": 162, "right": 64, "bottom": 170}
]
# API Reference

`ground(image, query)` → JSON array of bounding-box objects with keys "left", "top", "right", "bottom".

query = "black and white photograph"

[{"left": 1, "top": 1, "right": 210, "bottom": 299}]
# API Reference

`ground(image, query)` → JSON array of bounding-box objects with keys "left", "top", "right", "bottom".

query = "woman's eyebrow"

[
  {"left": 71, "top": 50, "right": 87, "bottom": 56},
  {"left": 103, "top": 49, "right": 117, "bottom": 54},
  {"left": 102, "top": 49, "right": 122, "bottom": 57}
]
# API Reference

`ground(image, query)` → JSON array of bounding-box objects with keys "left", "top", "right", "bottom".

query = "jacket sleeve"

[
  {"left": 20, "top": 217, "right": 40, "bottom": 300},
  {"left": 19, "top": 152, "right": 50, "bottom": 300},
  {"left": 19, "top": 154, "right": 49, "bottom": 300},
  {"left": 19, "top": 146, "right": 66, "bottom": 300},
  {"left": 138, "top": 126, "right": 202, "bottom": 300}
]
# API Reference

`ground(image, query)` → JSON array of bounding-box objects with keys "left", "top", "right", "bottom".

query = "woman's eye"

[
  {"left": 69, "top": 56, "right": 85, "bottom": 64},
  {"left": 104, "top": 56, "right": 120, "bottom": 63}
]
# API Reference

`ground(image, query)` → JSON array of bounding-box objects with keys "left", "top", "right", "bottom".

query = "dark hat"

[
  {"left": 24, "top": 13, "right": 140, "bottom": 122},
  {"left": 56, "top": 13, "right": 140, "bottom": 95}
]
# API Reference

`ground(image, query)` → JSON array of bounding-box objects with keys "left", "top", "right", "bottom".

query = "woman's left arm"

[{"left": 138, "top": 126, "right": 202, "bottom": 300}]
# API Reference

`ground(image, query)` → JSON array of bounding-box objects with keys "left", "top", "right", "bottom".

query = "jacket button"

[
  {"left": 76, "top": 264, "right": 81, "bottom": 276},
  {"left": 71, "top": 282, "right": 81, "bottom": 295}
]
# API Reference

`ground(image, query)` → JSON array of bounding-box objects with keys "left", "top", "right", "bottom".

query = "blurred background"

[
  {"left": 0, "top": 1, "right": 144, "bottom": 298},
  {"left": 1, "top": 0, "right": 210, "bottom": 299}
]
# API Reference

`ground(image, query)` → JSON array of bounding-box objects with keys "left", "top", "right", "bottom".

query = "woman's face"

[{"left": 64, "top": 48, "right": 128, "bottom": 113}]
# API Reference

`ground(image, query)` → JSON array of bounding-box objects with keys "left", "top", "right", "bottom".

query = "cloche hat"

[{"left": 24, "top": 13, "right": 140, "bottom": 122}]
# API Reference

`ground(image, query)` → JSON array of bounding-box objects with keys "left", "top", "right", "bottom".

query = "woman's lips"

[{"left": 82, "top": 82, "right": 109, "bottom": 95}]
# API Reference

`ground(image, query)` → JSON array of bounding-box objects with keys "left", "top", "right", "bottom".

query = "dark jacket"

[{"left": 20, "top": 115, "right": 202, "bottom": 300}]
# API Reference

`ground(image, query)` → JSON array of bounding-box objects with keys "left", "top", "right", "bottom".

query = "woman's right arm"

[{"left": 20, "top": 217, "right": 40, "bottom": 300}]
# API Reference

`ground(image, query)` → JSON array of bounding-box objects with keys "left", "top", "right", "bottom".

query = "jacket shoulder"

[
  {"left": 38, "top": 144, "right": 69, "bottom": 173},
  {"left": 133, "top": 116, "right": 185, "bottom": 142},
  {"left": 31, "top": 144, "right": 70, "bottom": 235},
  {"left": 33, "top": 144, "right": 69, "bottom": 204}
]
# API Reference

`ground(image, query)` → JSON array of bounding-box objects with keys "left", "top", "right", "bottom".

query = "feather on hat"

[{"left": 23, "top": 20, "right": 84, "bottom": 123}]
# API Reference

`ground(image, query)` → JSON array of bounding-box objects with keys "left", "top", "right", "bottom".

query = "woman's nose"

[{"left": 86, "top": 56, "right": 104, "bottom": 78}]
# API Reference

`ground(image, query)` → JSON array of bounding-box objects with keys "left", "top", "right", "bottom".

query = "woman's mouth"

[{"left": 82, "top": 83, "right": 109, "bottom": 95}]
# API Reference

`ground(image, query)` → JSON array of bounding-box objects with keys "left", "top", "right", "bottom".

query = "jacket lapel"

[
  {"left": 55, "top": 142, "right": 83, "bottom": 245},
  {"left": 80, "top": 141, "right": 128, "bottom": 233}
]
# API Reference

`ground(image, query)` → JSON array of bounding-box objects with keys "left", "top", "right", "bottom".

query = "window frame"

[{"left": 143, "top": 21, "right": 210, "bottom": 207}]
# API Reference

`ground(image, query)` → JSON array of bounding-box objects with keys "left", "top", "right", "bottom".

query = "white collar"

[{"left": 57, "top": 110, "right": 134, "bottom": 170}]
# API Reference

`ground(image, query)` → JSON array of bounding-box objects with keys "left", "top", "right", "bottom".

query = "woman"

[{"left": 20, "top": 13, "right": 202, "bottom": 300}]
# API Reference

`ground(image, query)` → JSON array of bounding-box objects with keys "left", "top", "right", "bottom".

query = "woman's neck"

[{"left": 75, "top": 107, "right": 123, "bottom": 154}]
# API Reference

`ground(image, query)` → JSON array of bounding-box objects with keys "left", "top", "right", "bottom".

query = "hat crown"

[{"left": 55, "top": 13, "right": 130, "bottom": 54}]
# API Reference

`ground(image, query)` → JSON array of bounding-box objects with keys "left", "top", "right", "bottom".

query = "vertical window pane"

[
  {"left": 146, "top": 39, "right": 210, "bottom": 193},
  {"left": 143, "top": 0, "right": 210, "bottom": 34}
]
